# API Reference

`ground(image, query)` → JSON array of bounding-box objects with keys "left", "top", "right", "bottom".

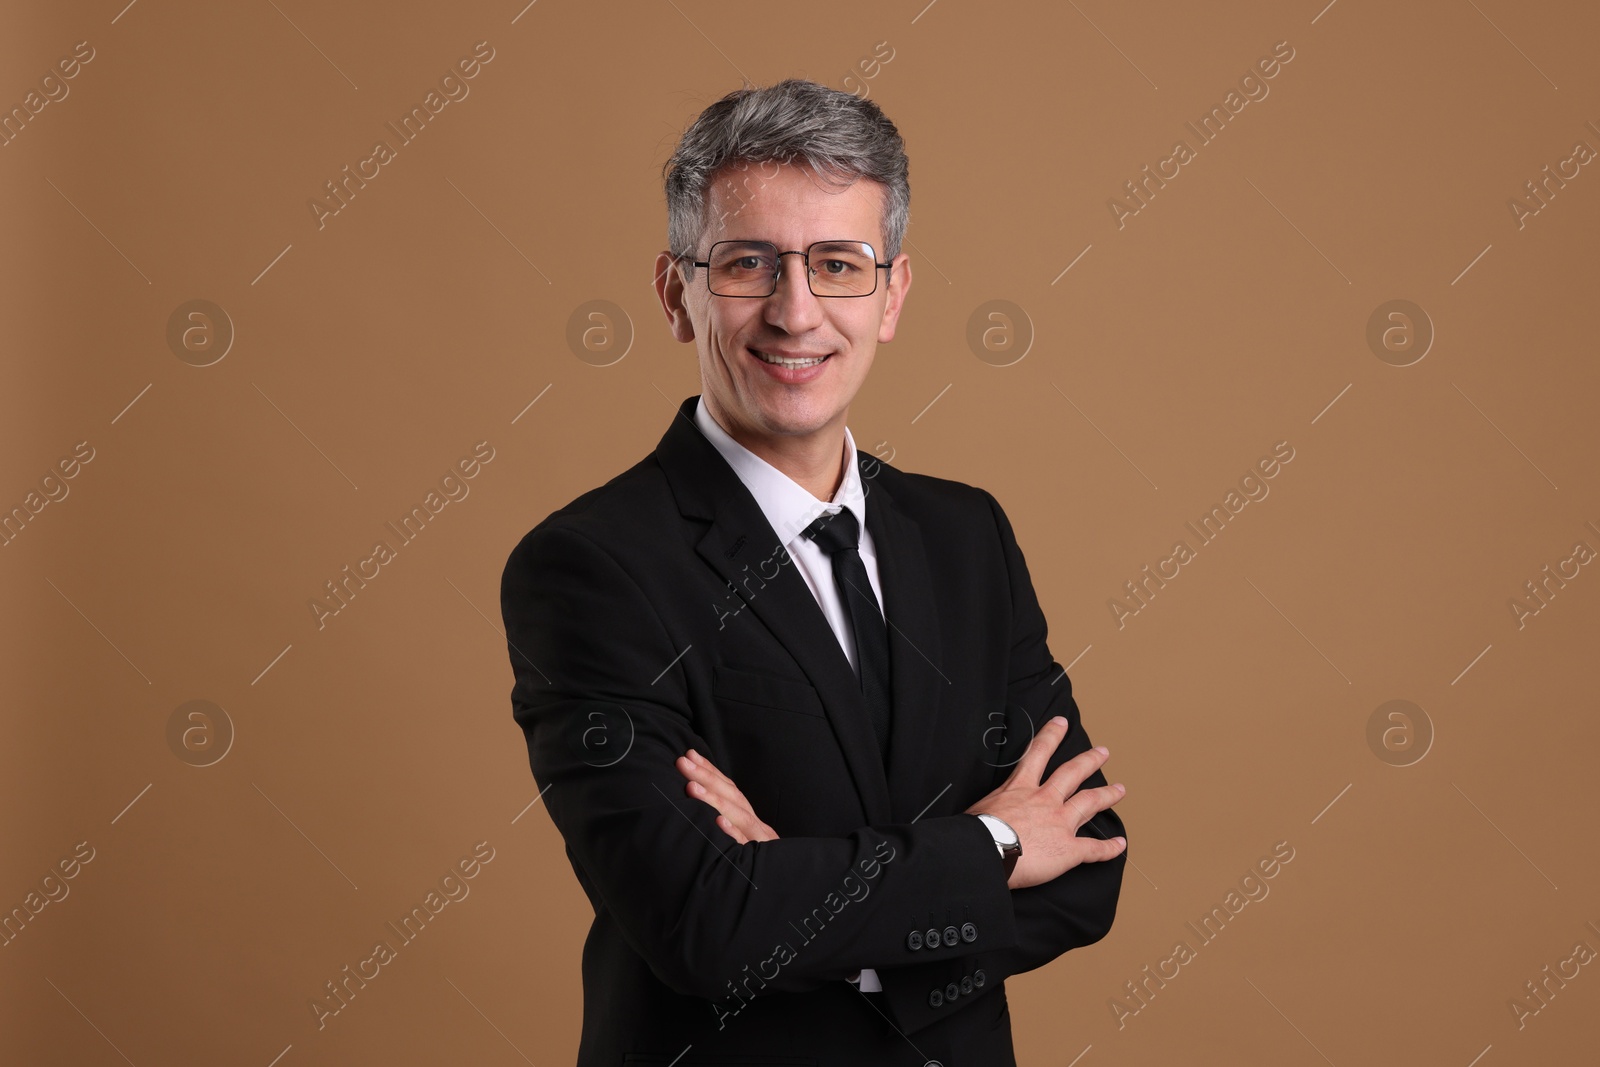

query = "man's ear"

[
  {"left": 876, "top": 253, "right": 912, "bottom": 345},
  {"left": 654, "top": 251, "right": 696, "bottom": 343}
]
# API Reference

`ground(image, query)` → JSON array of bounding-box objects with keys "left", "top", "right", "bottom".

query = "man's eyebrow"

[{"left": 709, "top": 237, "right": 873, "bottom": 245}]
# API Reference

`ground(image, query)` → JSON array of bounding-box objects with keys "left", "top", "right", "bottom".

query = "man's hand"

[
  {"left": 965, "top": 715, "right": 1127, "bottom": 889},
  {"left": 676, "top": 749, "right": 780, "bottom": 843}
]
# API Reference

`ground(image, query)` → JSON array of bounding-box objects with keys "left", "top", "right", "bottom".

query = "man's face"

[{"left": 655, "top": 161, "right": 912, "bottom": 449}]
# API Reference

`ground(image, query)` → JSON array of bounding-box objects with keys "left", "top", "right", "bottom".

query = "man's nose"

[{"left": 765, "top": 254, "right": 824, "bottom": 334}]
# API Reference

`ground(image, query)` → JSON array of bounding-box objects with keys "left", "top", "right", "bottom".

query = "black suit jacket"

[{"left": 500, "top": 395, "right": 1127, "bottom": 1066}]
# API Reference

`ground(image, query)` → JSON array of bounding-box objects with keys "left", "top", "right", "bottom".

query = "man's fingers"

[
  {"left": 682, "top": 750, "right": 759, "bottom": 810},
  {"left": 681, "top": 748, "right": 728, "bottom": 784},
  {"left": 1076, "top": 834, "right": 1128, "bottom": 864},
  {"left": 678, "top": 751, "right": 735, "bottom": 795},
  {"left": 1061, "top": 782, "right": 1125, "bottom": 828},
  {"left": 679, "top": 750, "right": 779, "bottom": 842},
  {"left": 679, "top": 754, "right": 736, "bottom": 808},
  {"left": 687, "top": 776, "right": 750, "bottom": 836},
  {"left": 1012, "top": 715, "right": 1075, "bottom": 784},
  {"left": 1041, "top": 744, "right": 1112, "bottom": 800},
  {"left": 681, "top": 762, "right": 742, "bottom": 813}
]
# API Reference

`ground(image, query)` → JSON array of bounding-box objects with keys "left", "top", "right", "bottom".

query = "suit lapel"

[
  {"left": 657, "top": 396, "right": 893, "bottom": 824},
  {"left": 860, "top": 457, "right": 947, "bottom": 823}
]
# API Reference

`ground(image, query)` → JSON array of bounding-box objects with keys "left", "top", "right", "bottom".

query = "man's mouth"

[{"left": 749, "top": 347, "right": 829, "bottom": 368}]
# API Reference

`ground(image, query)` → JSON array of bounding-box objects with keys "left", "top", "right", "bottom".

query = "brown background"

[{"left": 3, "top": 0, "right": 1597, "bottom": 1063}]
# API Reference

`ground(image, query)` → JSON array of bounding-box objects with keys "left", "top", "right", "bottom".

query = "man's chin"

[{"left": 743, "top": 391, "right": 847, "bottom": 438}]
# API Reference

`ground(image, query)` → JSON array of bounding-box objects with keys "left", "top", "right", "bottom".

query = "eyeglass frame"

[{"left": 676, "top": 238, "right": 894, "bottom": 298}]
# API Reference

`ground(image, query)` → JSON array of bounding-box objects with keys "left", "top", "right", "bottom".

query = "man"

[{"left": 500, "top": 78, "right": 1127, "bottom": 1065}]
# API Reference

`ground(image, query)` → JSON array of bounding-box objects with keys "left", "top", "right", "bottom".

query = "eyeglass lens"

[{"left": 706, "top": 241, "right": 879, "bottom": 297}]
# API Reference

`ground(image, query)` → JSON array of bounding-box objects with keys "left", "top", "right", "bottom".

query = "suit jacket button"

[
  {"left": 974, "top": 968, "right": 987, "bottom": 988},
  {"left": 960, "top": 975, "right": 974, "bottom": 995},
  {"left": 945, "top": 982, "right": 961, "bottom": 1001},
  {"left": 942, "top": 925, "right": 959, "bottom": 947},
  {"left": 907, "top": 930, "right": 923, "bottom": 951},
  {"left": 924, "top": 927, "right": 941, "bottom": 950},
  {"left": 961, "top": 922, "right": 977, "bottom": 942},
  {"left": 928, "top": 988, "right": 944, "bottom": 1008}
]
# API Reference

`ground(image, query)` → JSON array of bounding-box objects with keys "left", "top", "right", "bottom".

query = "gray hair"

[{"left": 662, "top": 78, "right": 909, "bottom": 277}]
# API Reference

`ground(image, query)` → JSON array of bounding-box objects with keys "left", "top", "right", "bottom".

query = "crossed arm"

[
  {"left": 676, "top": 715, "right": 1127, "bottom": 982},
  {"left": 676, "top": 725, "right": 1125, "bottom": 887}
]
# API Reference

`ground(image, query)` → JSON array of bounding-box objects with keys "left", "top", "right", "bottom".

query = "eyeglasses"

[{"left": 682, "top": 239, "right": 892, "bottom": 298}]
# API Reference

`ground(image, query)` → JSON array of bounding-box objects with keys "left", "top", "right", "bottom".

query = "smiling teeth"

[{"left": 754, "top": 350, "right": 826, "bottom": 367}]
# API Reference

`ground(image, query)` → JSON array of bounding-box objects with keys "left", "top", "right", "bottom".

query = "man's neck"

[{"left": 706, "top": 398, "right": 848, "bottom": 503}]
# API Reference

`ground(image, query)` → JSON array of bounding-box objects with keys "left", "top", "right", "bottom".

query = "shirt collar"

[{"left": 694, "top": 394, "right": 866, "bottom": 549}]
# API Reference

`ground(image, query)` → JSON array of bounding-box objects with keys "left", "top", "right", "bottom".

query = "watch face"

[{"left": 981, "top": 814, "right": 1019, "bottom": 848}]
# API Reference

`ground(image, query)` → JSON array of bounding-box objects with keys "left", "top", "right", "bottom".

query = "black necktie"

[{"left": 802, "top": 507, "right": 892, "bottom": 761}]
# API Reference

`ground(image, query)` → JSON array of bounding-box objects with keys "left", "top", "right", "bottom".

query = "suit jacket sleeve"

[
  {"left": 873, "top": 488, "right": 1128, "bottom": 1031},
  {"left": 500, "top": 522, "right": 1020, "bottom": 1007}
]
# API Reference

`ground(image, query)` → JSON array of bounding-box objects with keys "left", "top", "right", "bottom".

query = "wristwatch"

[{"left": 972, "top": 813, "right": 1022, "bottom": 881}]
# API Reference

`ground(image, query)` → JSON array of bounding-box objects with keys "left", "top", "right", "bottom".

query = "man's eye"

[
  {"left": 733, "top": 257, "right": 768, "bottom": 271},
  {"left": 819, "top": 260, "right": 853, "bottom": 274}
]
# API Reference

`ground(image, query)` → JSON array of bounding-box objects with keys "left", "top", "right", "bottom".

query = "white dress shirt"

[{"left": 693, "top": 395, "right": 886, "bottom": 992}]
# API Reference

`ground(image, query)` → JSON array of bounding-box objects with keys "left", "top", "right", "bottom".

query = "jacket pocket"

[{"left": 712, "top": 664, "right": 826, "bottom": 719}]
